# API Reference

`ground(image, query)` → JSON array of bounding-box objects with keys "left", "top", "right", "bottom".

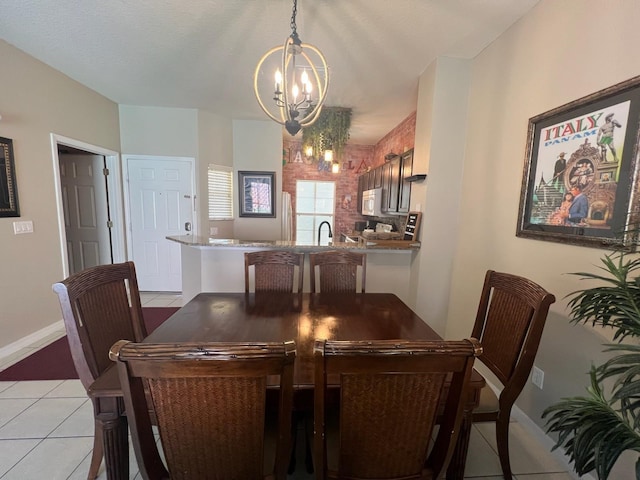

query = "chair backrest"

[
  {"left": 52, "top": 261, "right": 146, "bottom": 392},
  {"left": 314, "top": 338, "right": 481, "bottom": 480},
  {"left": 309, "top": 250, "right": 366, "bottom": 293},
  {"left": 110, "top": 340, "right": 296, "bottom": 480},
  {"left": 244, "top": 250, "right": 304, "bottom": 293},
  {"left": 471, "top": 270, "right": 555, "bottom": 397}
]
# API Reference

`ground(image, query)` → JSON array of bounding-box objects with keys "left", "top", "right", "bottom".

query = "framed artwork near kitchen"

[
  {"left": 516, "top": 75, "right": 640, "bottom": 249},
  {"left": 238, "top": 170, "right": 276, "bottom": 217},
  {"left": 0, "top": 136, "right": 20, "bottom": 217}
]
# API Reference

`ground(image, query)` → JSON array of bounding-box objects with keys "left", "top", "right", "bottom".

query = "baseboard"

[
  {"left": 511, "top": 404, "right": 596, "bottom": 480},
  {"left": 0, "top": 319, "right": 65, "bottom": 361}
]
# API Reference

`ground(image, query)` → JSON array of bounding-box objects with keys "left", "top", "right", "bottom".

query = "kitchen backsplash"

[{"left": 358, "top": 215, "right": 406, "bottom": 233}]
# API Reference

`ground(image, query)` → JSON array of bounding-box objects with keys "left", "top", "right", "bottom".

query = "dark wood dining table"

[{"left": 98, "top": 292, "right": 484, "bottom": 480}]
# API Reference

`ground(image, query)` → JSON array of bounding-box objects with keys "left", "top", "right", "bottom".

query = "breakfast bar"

[{"left": 167, "top": 235, "right": 420, "bottom": 303}]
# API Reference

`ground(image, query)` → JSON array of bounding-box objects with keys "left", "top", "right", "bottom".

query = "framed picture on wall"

[
  {"left": 516, "top": 75, "right": 640, "bottom": 249},
  {"left": 0, "top": 137, "right": 20, "bottom": 217},
  {"left": 238, "top": 171, "right": 276, "bottom": 217}
]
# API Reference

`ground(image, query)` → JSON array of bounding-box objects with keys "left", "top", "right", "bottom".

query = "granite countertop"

[{"left": 166, "top": 235, "right": 420, "bottom": 251}]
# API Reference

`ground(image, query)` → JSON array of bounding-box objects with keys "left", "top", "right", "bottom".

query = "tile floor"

[{"left": 0, "top": 293, "right": 576, "bottom": 479}]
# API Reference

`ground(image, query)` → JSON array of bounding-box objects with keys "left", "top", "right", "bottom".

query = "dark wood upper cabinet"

[{"left": 357, "top": 148, "right": 413, "bottom": 215}]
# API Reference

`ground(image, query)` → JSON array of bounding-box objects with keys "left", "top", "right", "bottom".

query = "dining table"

[{"left": 96, "top": 292, "right": 484, "bottom": 480}]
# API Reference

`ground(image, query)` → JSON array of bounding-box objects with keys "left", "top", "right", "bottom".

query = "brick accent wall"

[
  {"left": 282, "top": 111, "right": 416, "bottom": 238},
  {"left": 283, "top": 141, "right": 374, "bottom": 237},
  {"left": 372, "top": 112, "right": 417, "bottom": 168}
]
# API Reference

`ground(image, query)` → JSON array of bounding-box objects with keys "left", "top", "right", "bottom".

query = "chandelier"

[{"left": 253, "top": 0, "right": 329, "bottom": 136}]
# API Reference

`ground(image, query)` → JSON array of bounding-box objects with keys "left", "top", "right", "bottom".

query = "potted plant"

[
  {"left": 302, "top": 106, "right": 351, "bottom": 159},
  {"left": 543, "top": 252, "right": 640, "bottom": 479}
]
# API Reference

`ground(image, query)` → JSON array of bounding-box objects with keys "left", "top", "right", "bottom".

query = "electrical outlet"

[{"left": 532, "top": 366, "right": 544, "bottom": 389}]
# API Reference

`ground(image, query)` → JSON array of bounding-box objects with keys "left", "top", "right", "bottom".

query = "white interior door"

[
  {"left": 126, "top": 156, "right": 194, "bottom": 292},
  {"left": 59, "top": 153, "right": 112, "bottom": 274}
]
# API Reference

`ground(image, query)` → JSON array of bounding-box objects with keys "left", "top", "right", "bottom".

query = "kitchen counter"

[
  {"left": 167, "top": 235, "right": 420, "bottom": 250},
  {"left": 167, "top": 235, "right": 418, "bottom": 303}
]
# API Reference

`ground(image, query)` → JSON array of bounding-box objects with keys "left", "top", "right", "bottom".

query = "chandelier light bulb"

[{"left": 274, "top": 69, "right": 282, "bottom": 92}]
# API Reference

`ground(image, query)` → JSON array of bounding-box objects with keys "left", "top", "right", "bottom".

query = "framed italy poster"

[{"left": 516, "top": 75, "right": 640, "bottom": 249}]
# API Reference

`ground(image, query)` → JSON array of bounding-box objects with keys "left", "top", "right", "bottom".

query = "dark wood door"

[
  {"left": 387, "top": 158, "right": 400, "bottom": 212},
  {"left": 381, "top": 162, "right": 391, "bottom": 213},
  {"left": 357, "top": 175, "right": 365, "bottom": 214},
  {"left": 367, "top": 170, "right": 376, "bottom": 190},
  {"left": 373, "top": 166, "right": 383, "bottom": 189},
  {"left": 398, "top": 150, "right": 413, "bottom": 213}
]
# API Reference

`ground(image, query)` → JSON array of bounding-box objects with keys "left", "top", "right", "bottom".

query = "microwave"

[{"left": 362, "top": 188, "right": 383, "bottom": 216}]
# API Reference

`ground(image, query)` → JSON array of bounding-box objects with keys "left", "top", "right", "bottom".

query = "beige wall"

[
  {"left": 119, "top": 105, "right": 198, "bottom": 158},
  {"left": 232, "top": 120, "right": 284, "bottom": 240},
  {"left": 411, "top": 0, "right": 640, "bottom": 476},
  {"left": 0, "top": 40, "right": 120, "bottom": 348},
  {"left": 410, "top": 57, "right": 471, "bottom": 336},
  {"left": 199, "top": 110, "right": 234, "bottom": 237}
]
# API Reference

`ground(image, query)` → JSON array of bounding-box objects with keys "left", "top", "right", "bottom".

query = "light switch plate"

[{"left": 13, "top": 220, "right": 34, "bottom": 234}]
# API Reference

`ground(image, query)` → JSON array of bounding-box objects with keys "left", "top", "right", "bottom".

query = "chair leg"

[
  {"left": 495, "top": 412, "right": 513, "bottom": 480},
  {"left": 87, "top": 419, "right": 104, "bottom": 479},
  {"left": 303, "top": 412, "right": 314, "bottom": 474},
  {"left": 288, "top": 412, "right": 299, "bottom": 474}
]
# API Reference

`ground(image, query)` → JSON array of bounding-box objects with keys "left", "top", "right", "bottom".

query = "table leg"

[
  {"left": 95, "top": 397, "right": 129, "bottom": 480},
  {"left": 447, "top": 409, "right": 472, "bottom": 480}
]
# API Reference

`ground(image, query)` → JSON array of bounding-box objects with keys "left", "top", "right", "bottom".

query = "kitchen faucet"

[{"left": 317, "top": 221, "right": 333, "bottom": 245}]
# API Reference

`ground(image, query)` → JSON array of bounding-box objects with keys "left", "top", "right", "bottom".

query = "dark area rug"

[{"left": 0, "top": 307, "right": 179, "bottom": 382}]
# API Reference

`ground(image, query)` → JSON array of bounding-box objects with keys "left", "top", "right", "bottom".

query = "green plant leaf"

[
  {"left": 543, "top": 369, "right": 640, "bottom": 479},
  {"left": 301, "top": 106, "right": 351, "bottom": 159},
  {"left": 566, "top": 254, "right": 640, "bottom": 340}
]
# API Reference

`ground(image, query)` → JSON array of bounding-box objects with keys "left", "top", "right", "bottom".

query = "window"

[
  {"left": 208, "top": 164, "right": 233, "bottom": 220},
  {"left": 296, "top": 180, "right": 335, "bottom": 244}
]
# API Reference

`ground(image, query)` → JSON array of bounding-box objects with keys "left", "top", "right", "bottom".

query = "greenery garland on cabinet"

[
  {"left": 302, "top": 106, "right": 351, "bottom": 159},
  {"left": 542, "top": 251, "right": 640, "bottom": 479}
]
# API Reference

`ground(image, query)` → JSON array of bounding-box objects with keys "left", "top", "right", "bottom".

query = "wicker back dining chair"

[
  {"left": 471, "top": 270, "right": 555, "bottom": 480},
  {"left": 313, "top": 338, "right": 482, "bottom": 480},
  {"left": 244, "top": 250, "right": 305, "bottom": 293},
  {"left": 110, "top": 340, "right": 296, "bottom": 480},
  {"left": 309, "top": 250, "right": 366, "bottom": 293},
  {"left": 52, "top": 261, "right": 147, "bottom": 480}
]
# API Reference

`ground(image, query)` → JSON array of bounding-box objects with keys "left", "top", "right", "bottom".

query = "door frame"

[
  {"left": 51, "top": 134, "right": 126, "bottom": 279},
  {"left": 122, "top": 154, "right": 198, "bottom": 273}
]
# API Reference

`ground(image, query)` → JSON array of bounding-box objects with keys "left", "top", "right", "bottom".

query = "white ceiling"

[{"left": 0, "top": 0, "right": 539, "bottom": 145}]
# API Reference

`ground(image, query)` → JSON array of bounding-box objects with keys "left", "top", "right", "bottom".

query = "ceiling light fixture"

[{"left": 253, "top": 0, "right": 329, "bottom": 136}]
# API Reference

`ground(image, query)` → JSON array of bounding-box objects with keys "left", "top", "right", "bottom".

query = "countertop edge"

[{"left": 166, "top": 235, "right": 420, "bottom": 251}]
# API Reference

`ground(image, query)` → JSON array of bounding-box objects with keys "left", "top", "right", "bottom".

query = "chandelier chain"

[{"left": 290, "top": 0, "right": 298, "bottom": 36}]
